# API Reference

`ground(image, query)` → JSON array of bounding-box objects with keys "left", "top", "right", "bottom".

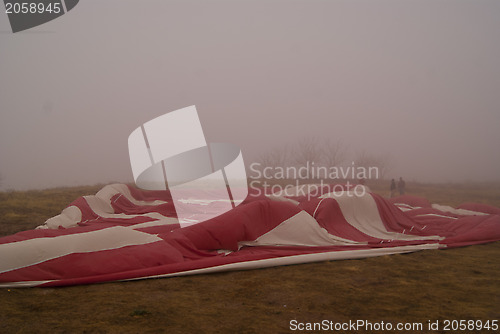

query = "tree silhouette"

[
  {"left": 322, "top": 138, "right": 348, "bottom": 168},
  {"left": 355, "top": 150, "right": 393, "bottom": 180}
]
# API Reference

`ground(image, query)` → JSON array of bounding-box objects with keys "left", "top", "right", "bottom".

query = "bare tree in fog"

[
  {"left": 322, "top": 139, "right": 348, "bottom": 168},
  {"left": 291, "top": 137, "right": 323, "bottom": 178},
  {"left": 257, "top": 145, "right": 290, "bottom": 169},
  {"left": 254, "top": 137, "right": 393, "bottom": 181},
  {"left": 256, "top": 137, "right": 349, "bottom": 171},
  {"left": 355, "top": 150, "right": 393, "bottom": 180},
  {"left": 292, "top": 136, "right": 321, "bottom": 165}
]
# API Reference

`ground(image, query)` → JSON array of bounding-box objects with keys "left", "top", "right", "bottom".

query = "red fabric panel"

[
  {"left": 171, "top": 200, "right": 302, "bottom": 251},
  {"left": 389, "top": 195, "right": 432, "bottom": 208},
  {"left": 457, "top": 202, "right": 500, "bottom": 215}
]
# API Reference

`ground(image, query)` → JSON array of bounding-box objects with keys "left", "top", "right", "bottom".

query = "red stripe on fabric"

[
  {"left": 457, "top": 202, "right": 500, "bottom": 215},
  {"left": 110, "top": 194, "right": 177, "bottom": 217},
  {"left": 388, "top": 195, "right": 432, "bottom": 208},
  {"left": 0, "top": 240, "right": 182, "bottom": 283},
  {"left": 34, "top": 241, "right": 440, "bottom": 287},
  {"left": 172, "top": 200, "right": 303, "bottom": 251}
]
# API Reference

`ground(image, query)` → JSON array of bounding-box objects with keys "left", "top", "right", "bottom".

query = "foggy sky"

[{"left": 1, "top": 0, "right": 499, "bottom": 190}]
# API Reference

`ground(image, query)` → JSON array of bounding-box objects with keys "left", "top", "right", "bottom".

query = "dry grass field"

[{"left": 0, "top": 182, "right": 499, "bottom": 334}]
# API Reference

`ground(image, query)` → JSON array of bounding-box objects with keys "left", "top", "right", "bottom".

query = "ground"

[{"left": 0, "top": 182, "right": 499, "bottom": 333}]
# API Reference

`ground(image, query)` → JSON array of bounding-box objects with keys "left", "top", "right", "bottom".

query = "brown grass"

[{"left": 0, "top": 182, "right": 499, "bottom": 333}]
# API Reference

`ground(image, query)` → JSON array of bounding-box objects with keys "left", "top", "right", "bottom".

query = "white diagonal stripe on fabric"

[
  {"left": 0, "top": 227, "right": 163, "bottom": 274},
  {"left": 0, "top": 280, "right": 53, "bottom": 288},
  {"left": 130, "top": 219, "right": 179, "bottom": 229},
  {"left": 414, "top": 214, "right": 458, "bottom": 220},
  {"left": 431, "top": 204, "right": 488, "bottom": 216},
  {"left": 239, "top": 210, "right": 361, "bottom": 248},
  {"left": 326, "top": 192, "right": 442, "bottom": 241}
]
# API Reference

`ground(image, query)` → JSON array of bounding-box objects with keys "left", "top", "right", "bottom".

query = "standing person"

[
  {"left": 398, "top": 177, "right": 406, "bottom": 195},
  {"left": 390, "top": 179, "right": 396, "bottom": 197}
]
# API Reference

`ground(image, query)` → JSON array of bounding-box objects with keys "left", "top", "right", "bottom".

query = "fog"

[{"left": 1, "top": 0, "right": 499, "bottom": 190}]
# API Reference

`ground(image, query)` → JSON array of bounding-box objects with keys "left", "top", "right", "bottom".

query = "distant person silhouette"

[
  {"left": 398, "top": 177, "right": 406, "bottom": 195},
  {"left": 390, "top": 179, "right": 396, "bottom": 197}
]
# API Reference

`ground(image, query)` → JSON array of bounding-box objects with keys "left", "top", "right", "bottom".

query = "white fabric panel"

[
  {"left": 326, "top": 192, "right": 442, "bottom": 241},
  {"left": 39, "top": 206, "right": 82, "bottom": 229},
  {"left": 239, "top": 211, "right": 361, "bottom": 248},
  {"left": 130, "top": 219, "right": 179, "bottom": 230},
  {"left": 0, "top": 227, "right": 163, "bottom": 274},
  {"left": 0, "top": 280, "right": 53, "bottom": 288},
  {"left": 414, "top": 213, "right": 458, "bottom": 220},
  {"left": 431, "top": 204, "right": 488, "bottom": 216},
  {"left": 394, "top": 203, "right": 420, "bottom": 211}
]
